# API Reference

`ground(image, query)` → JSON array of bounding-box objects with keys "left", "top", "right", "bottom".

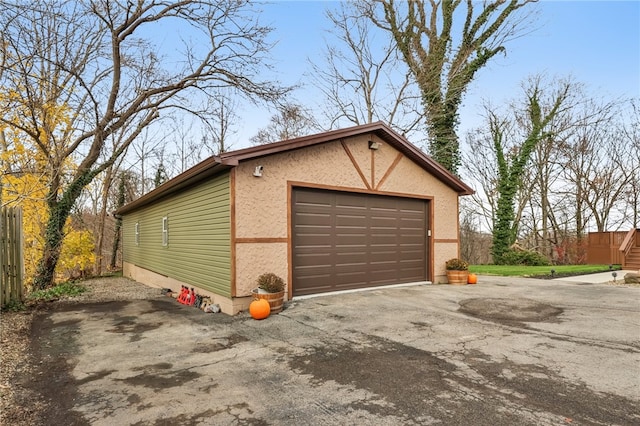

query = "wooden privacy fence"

[
  {"left": 586, "top": 231, "right": 626, "bottom": 265},
  {"left": 1, "top": 206, "right": 25, "bottom": 306}
]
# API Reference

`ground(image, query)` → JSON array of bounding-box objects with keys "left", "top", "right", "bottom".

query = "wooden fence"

[
  {"left": 1, "top": 206, "right": 25, "bottom": 307},
  {"left": 586, "top": 231, "right": 626, "bottom": 265}
]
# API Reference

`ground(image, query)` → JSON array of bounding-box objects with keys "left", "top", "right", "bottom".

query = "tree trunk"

[
  {"left": 94, "top": 165, "right": 114, "bottom": 275},
  {"left": 428, "top": 102, "right": 460, "bottom": 174},
  {"left": 33, "top": 172, "right": 93, "bottom": 289},
  {"left": 492, "top": 184, "right": 518, "bottom": 262},
  {"left": 33, "top": 204, "right": 68, "bottom": 289},
  {"left": 109, "top": 216, "right": 122, "bottom": 270},
  {"left": 109, "top": 172, "right": 127, "bottom": 270}
]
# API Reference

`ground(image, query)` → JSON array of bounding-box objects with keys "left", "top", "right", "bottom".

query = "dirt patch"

[
  {"left": 23, "top": 307, "right": 88, "bottom": 426},
  {"left": 290, "top": 335, "right": 639, "bottom": 424},
  {"left": 118, "top": 370, "right": 201, "bottom": 390},
  {"left": 191, "top": 333, "right": 249, "bottom": 353},
  {"left": 0, "top": 277, "right": 163, "bottom": 426},
  {"left": 106, "top": 315, "right": 164, "bottom": 342},
  {"left": 459, "top": 298, "right": 563, "bottom": 324},
  {"left": 129, "top": 403, "right": 267, "bottom": 426},
  {"left": 463, "top": 349, "right": 640, "bottom": 424},
  {"left": 289, "top": 336, "right": 523, "bottom": 424}
]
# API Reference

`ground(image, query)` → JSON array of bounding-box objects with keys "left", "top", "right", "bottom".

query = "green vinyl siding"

[{"left": 122, "top": 172, "right": 232, "bottom": 297}]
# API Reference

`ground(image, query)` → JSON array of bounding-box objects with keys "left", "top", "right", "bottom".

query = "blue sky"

[{"left": 231, "top": 0, "right": 640, "bottom": 146}]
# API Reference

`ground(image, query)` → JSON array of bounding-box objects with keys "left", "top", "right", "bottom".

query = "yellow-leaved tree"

[
  {"left": 1, "top": 1, "right": 287, "bottom": 290},
  {"left": 0, "top": 123, "right": 96, "bottom": 286}
]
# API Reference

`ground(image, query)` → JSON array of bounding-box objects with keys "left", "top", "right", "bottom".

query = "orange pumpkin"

[
  {"left": 467, "top": 273, "right": 478, "bottom": 284},
  {"left": 249, "top": 299, "right": 271, "bottom": 320}
]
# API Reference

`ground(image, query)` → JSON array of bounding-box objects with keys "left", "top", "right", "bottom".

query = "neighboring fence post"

[{"left": 1, "top": 206, "right": 25, "bottom": 307}]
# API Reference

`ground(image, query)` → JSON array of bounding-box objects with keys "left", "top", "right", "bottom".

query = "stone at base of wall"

[
  {"left": 624, "top": 272, "right": 640, "bottom": 284},
  {"left": 123, "top": 262, "right": 253, "bottom": 315},
  {"left": 434, "top": 275, "right": 448, "bottom": 285}
]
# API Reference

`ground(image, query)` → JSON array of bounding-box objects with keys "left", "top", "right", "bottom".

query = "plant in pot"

[
  {"left": 445, "top": 258, "right": 469, "bottom": 285},
  {"left": 251, "top": 272, "right": 286, "bottom": 314}
]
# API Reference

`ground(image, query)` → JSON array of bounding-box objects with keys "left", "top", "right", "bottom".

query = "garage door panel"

[
  {"left": 400, "top": 246, "right": 424, "bottom": 254},
  {"left": 295, "top": 235, "right": 333, "bottom": 248},
  {"left": 335, "top": 193, "right": 367, "bottom": 206},
  {"left": 335, "top": 251, "right": 367, "bottom": 262},
  {"left": 369, "top": 251, "right": 398, "bottom": 262},
  {"left": 295, "top": 213, "right": 332, "bottom": 227},
  {"left": 399, "top": 240, "right": 424, "bottom": 249},
  {"left": 293, "top": 188, "right": 428, "bottom": 296},
  {"left": 294, "top": 253, "right": 331, "bottom": 267},
  {"left": 335, "top": 234, "right": 368, "bottom": 245},
  {"left": 335, "top": 269, "right": 367, "bottom": 278}
]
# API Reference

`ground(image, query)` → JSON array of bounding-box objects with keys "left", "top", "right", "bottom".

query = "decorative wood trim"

[
  {"left": 375, "top": 153, "right": 403, "bottom": 190},
  {"left": 287, "top": 182, "right": 293, "bottom": 300},
  {"left": 434, "top": 239, "right": 459, "bottom": 243},
  {"left": 371, "top": 148, "right": 375, "bottom": 189},
  {"left": 287, "top": 181, "right": 434, "bottom": 201},
  {"left": 456, "top": 196, "right": 461, "bottom": 258},
  {"left": 428, "top": 200, "right": 433, "bottom": 282},
  {"left": 235, "top": 237, "right": 288, "bottom": 244},
  {"left": 230, "top": 169, "right": 237, "bottom": 297},
  {"left": 341, "top": 139, "right": 371, "bottom": 190}
]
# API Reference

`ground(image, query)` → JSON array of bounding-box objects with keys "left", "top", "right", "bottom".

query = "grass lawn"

[{"left": 469, "top": 264, "right": 622, "bottom": 278}]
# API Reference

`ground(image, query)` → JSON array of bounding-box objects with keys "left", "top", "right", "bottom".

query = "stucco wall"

[{"left": 233, "top": 134, "right": 461, "bottom": 295}]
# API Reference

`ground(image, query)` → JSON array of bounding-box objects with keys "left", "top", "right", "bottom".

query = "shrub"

[
  {"left": 28, "top": 281, "right": 87, "bottom": 302},
  {"left": 445, "top": 258, "right": 469, "bottom": 270},
  {"left": 499, "top": 250, "right": 550, "bottom": 266},
  {"left": 257, "top": 272, "right": 285, "bottom": 293}
]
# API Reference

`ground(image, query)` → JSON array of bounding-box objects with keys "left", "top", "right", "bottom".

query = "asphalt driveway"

[{"left": 27, "top": 276, "right": 640, "bottom": 425}]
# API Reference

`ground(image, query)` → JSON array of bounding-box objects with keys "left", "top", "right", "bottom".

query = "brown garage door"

[{"left": 292, "top": 187, "right": 428, "bottom": 296}]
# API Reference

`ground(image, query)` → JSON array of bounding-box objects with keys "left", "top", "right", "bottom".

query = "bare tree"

[
  {"left": 488, "top": 76, "right": 573, "bottom": 262},
  {"left": 464, "top": 84, "right": 637, "bottom": 264},
  {"left": 128, "top": 128, "right": 168, "bottom": 196},
  {"left": 0, "top": 0, "right": 288, "bottom": 289},
  {"left": 170, "top": 91, "right": 240, "bottom": 175},
  {"left": 459, "top": 198, "right": 493, "bottom": 264},
  {"left": 168, "top": 116, "right": 202, "bottom": 175},
  {"left": 559, "top": 101, "right": 635, "bottom": 233},
  {"left": 205, "top": 91, "right": 239, "bottom": 155},
  {"left": 310, "top": 3, "right": 426, "bottom": 142},
  {"left": 110, "top": 170, "right": 137, "bottom": 270},
  {"left": 524, "top": 93, "right": 581, "bottom": 260},
  {"left": 359, "top": 0, "right": 538, "bottom": 173},
  {"left": 618, "top": 100, "right": 640, "bottom": 228},
  {"left": 93, "top": 147, "right": 128, "bottom": 276},
  {"left": 250, "top": 104, "right": 319, "bottom": 145}
]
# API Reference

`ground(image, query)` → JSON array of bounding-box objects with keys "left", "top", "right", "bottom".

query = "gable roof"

[{"left": 116, "top": 122, "right": 473, "bottom": 215}]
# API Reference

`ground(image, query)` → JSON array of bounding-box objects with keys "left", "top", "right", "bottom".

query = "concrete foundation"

[{"left": 123, "top": 262, "right": 251, "bottom": 315}]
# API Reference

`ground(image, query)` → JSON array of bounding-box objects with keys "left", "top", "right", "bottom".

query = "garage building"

[{"left": 116, "top": 122, "right": 474, "bottom": 314}]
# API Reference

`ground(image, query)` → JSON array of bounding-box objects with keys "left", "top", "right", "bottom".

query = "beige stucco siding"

[
  {"left": 235, "top": 243, "right": 288, "bottom": 296},
  {"left": 233, "top": 135, "right": 461, "bottom": 295},
  {"left": 235, "top": 141, "right": 369, "bottom": 239}
]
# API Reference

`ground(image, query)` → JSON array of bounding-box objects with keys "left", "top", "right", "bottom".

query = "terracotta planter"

[
  {"left": 446, "top": 270, "right": 469, "bottom": 285},
  {"left": 252, "top": 288, "right": 285, "bottom": 314}
]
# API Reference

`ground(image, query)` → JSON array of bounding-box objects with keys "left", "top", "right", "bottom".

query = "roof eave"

[
  {"left": 216, "top": 121, "right": 474, "bottom": 195},
  {"left": 116, "top": 122, "right": 474, "bottom": 216},
  {"left": 114, "top": 158, "right": 232, "bottom": 216}
]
